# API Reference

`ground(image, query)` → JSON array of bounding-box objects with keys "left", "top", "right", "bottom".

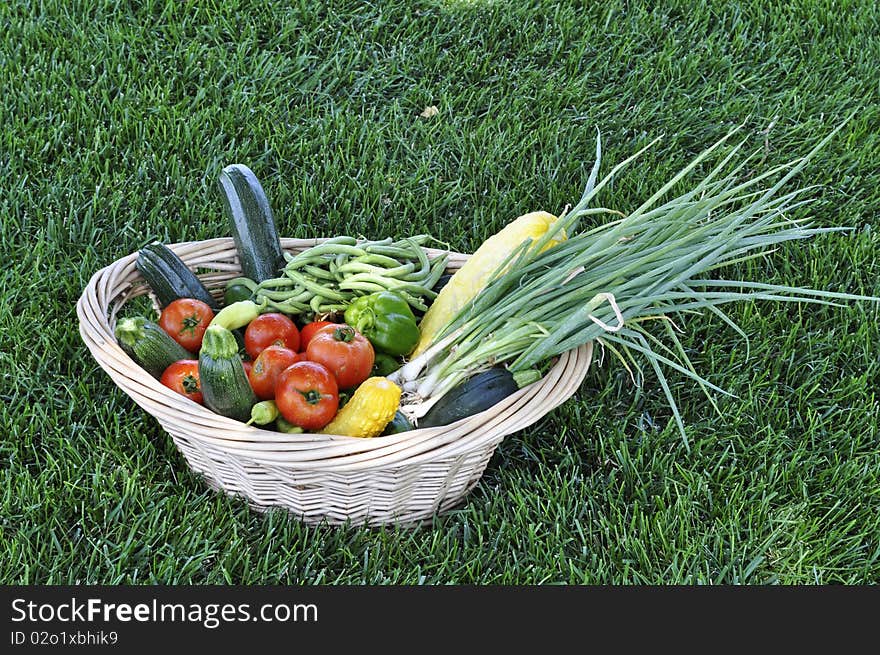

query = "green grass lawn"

[{"left": 2, "top": 0, "right": 879, "bottom": 584}]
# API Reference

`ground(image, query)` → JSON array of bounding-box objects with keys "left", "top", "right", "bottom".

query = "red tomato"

[
  {"left": 160, "top": 360, "right": 203, "bottom": 404},
  {"left": 299, "top": 320, "right": 334, "bottom": 352},
  {"left": 274, "top": 361, "right": 340, "bottom": 430},
  {"left": 305, "top": 324, "right": 374, "bottom": 389},
  {"left": 241, "top": 359, "right": 256, "bottom": 393},
  {"left": 158, "top": 298, "right": 214, "bottom": 352},
  {"left": 248, "top": 345, "right": 299, "bottom": 400},
  {"left": 293, "top": 352, "right": 308, "bottom": 363},
  {"left": 244, "top": 313, "right": 300, "bottom": 360}
]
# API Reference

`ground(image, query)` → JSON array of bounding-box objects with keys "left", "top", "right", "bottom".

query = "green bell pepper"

[
  {"left": 372, "top": 352, "right": 401, "bottom": 377},
  {"left": 344, "top": 291, "right": 420, "bottom": 357},
  {"left": 224, "top": 277, "right": 255, "bottom": 306}
]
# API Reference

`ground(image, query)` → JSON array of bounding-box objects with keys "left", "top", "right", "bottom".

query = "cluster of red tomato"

[{"left": 156, "top": 298, "right": 376, "bottom": 429}]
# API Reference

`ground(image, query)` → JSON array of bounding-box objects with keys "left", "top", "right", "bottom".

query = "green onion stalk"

[{"left": 390, "top": 114, "right": 877, "bottom": 441}]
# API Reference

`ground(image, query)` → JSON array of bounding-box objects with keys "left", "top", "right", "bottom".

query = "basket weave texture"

[{"left": 77, "top": 238, "right": 593, "bottom": 526}]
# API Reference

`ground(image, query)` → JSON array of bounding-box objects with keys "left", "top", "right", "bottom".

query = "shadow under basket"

[{"left": 77, "top": 238, "right": 594, "bottom": 527}]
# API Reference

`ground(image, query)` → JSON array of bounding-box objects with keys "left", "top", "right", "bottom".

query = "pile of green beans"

[{"left": 232, "top": 235, "right": 448, "bottom": 316}]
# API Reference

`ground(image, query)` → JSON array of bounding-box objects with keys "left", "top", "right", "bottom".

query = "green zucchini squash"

[
  {"left": 115, "top": 316, "right": 192, "bottom": 378},
  {"left": 198, "top": 325, "right": 258, "bottom": 421},
  {"left": 418, "top": 367, "right": 521, "bottom": 428},
  {"left": 431, "top": 273, "right": 453, "bottom": 294},
  {"left": 381, "top": 410, "right": 414, "bottom": 435},
  {"left": 217, "top": 163, "right": 285, "bottom": 284},
  {"left": 136, "top": 243, "right": 220, "bottom": 310}
]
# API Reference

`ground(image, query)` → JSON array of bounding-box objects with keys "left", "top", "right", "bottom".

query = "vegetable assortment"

[
  {"left": 118, "top": 163, "right": 422, "bottom": 437},
  {"left": 119, "top": 118, "right": 876, "bottom": 444}
]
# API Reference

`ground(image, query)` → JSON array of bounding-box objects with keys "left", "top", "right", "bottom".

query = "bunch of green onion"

[{"left": 391, "top": 116, "right": 875, "bottom": 440}]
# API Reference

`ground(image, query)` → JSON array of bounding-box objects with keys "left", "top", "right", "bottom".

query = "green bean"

[
  {"left": 256, "top": 277, "right": 298, "bottom": 290},
  {"left": 281, "top": 239, "right": 358, "bottom": 265},
  {"left": 329, "top": 253, "right": 347, "bottom": 280},
  {"left": 315, "top": 235, "right": 359, "bottom": 247},
  {"left": 395, "top": 291, "right": 430, "bottom": 312},
  {"left": 285, "top": 271, "right": 348, "bottom": 301},
  {"left": 364, "top": 236, "right": 433, "bottom": 260},
  {"left": 397, "top": 240, "right": 431, "bottom": 280},
  {"left": 390, "top": 282, "right": 438, "bottom": 298},
  {"left": 257, "top": 288, "right": 312, "bottom": 302},
  {"left": 227, "top": 276, "right": 260, "bottom": 292},
  {"left": 356, "top": 236, "right": 393, "bottom": 247},
  {"left": 337, "top": 280, "right": 389, "bottom": 294},
  {"left": 337, "top": 272, "right": 407, "bottom": 289},
  {"left": 284, "top": 243, "right": 367, "bottom": 264},
  {"left": 352, "top": 253, "right": 407, "bottom": 268},
  {"left": 362, "top": 245, "right": 416, "bottom": 259},
  {"left": 313, "top": 300, "right": 347, "bottom": 315},
  {"left": 233, "top": 234, "right": 448, "bottom": 318},
  {"left": 263, "top": 298, "right": 310, "bottom": 314},
  {"left": 227, "top": 276, "right": 258, "bottom": 287},
  {"left": 336, "top": 261, "right": 416, "bottom": 278},
  {"left": 422, "top": 255, "right": 449, "bottom": 288},
  {"left": 302, "top": 264, "right": 339, "bottom": 281}
]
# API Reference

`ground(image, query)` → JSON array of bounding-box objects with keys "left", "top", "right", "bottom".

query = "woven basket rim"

[{"left": 77, "top": 237, "right": 593, "bottom": 472}]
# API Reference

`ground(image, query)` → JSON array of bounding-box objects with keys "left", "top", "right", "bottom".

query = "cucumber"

[
  {"left": 136, "top": 243, "right": 220, "bottom": 311},
  {"left": 198, "top": 325, "right": 258, "bottom": 421},
  {"left": 217, "top": 164, "right": 285, "bottom": 284},
  {"left": 115, "top": 316, "right": 192, "bottom": 378},
  {"left": 418, "top": 367, "right": 521, "bottom": 428}
]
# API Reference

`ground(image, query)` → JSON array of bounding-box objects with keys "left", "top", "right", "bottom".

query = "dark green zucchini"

[
  {"left": 198, "top": 325, "right": 258, "bottom": 421},
  {"left": 217, "top": 164, "right": 285, "bottom": 284},
  {"left": 136, "top": 243, "right": 220, "bottom": 310},
  {"left": 381, "top": 410, "right": 413, "bottom": 435},
  {"left": 115, "top": 316, "right": 192, "bottom": 378},
  {"left": 418, "top": 367, "right": 521, "bottom": 428},
  {"left": 432, "top": 273, "right": 453, "bottom": 294}
]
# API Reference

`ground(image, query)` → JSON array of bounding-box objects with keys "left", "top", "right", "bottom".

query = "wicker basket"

[{"left": 77, "top": 238, "right": 593, "bottom": 526}]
